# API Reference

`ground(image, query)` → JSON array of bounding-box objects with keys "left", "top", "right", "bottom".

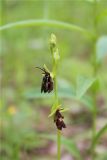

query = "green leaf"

[
  {"left": 24, "top": 79, "right": 76, "bottom": 99},
  {"left": 58, "top": 78, "right": 76, "bottom": 98},
  {"left": 76, "top": 76, "right": 96, "bottom": 99},
  {"left": 91, "top": 124, "right": 107, "bottom": 150},
  {"left": 96, "top": 9, "right": 107, "bottom": 23},
  {"left": 96, "top": 36, "right": 107, "bottom": 63},
  {"left": 91, "top": 77, "right": 100, "bottom": 93},
  {"left": 62, "top": 137, "right": 83, "bottom": 160},
  {"left": 0, "top": 19, "right": 94, "bottom": 39},
  {"left": 39, "top": 134, "right": 82, "bottom": 160},
  {"left": 86, "top": 0, "right": 100, "bottom": 2},
  {"left": 24, "top": 87, "right": 53, "bottom": 99},
  {"left": 80, "top": 96, "right": 94, "bottom": 111},
  {"left": 24, "top": 78, "right": 94, "bottom": 111},
  {"left": 95, "top": 153, "right": 107, "bottom": 160}
]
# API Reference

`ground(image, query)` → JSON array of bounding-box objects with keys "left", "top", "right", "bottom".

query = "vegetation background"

[{"left": 0, "top": 0, "right": 107, "bottom": 160}]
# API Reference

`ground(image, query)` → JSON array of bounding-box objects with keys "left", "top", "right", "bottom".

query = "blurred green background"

[{"left": 0, "top": 0, "right": 107, "bottom": 160}]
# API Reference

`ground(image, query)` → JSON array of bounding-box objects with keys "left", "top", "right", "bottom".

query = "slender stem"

[
  {"left": 91, "top": 0, "right": 98, "bottom": 159},
  {"left": 50, "top": 34, "right": 61, "bottom": 160},
  {"left": 92, "top": 38, "right": 97, "bottom": 143},
  {"left": 92, "top": 95, "right": 97, "bottom": 159},
  {"left": 53, "top": 61, "right": 58, "bottom": 102},
  {"left": 53, "top": 60, "right": 61, "bottom": 160},
  {"left": 57, "top": 130, "right": 61, "bottom": 160}
]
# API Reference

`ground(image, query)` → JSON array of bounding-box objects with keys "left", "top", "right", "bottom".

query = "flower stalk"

[
  {"left": 91, "top": 0, "right": 99, "bottom": 159},
  {"left": 50, "top": 34, "right": 61, "bottom": 160}
]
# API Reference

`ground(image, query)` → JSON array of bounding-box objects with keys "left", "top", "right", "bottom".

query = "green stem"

[
  {"left": 13, "top": 145, "right": 20, "bottom": 160},
  {"left": 50, "top": 34, "right": 61, "bottom": 160},
  {"left": 91, "top": 97, "right": 97, "bottom": 159},
  {"left": 92, "top": 38, "right": 97, "bottom": 145},
  {"left": 53, "top": 60, "right": 61, "bottom": 160},
  {"left": 55, "top": 64, "right": 61, "bottom": 160},
  {"left": 57, "top": 130, "right": 61, "bottom": 160},
  {"left": 53, "top": 61, "right": 58, "bottom": 103},
  {"left": 91, "top": 0, "right": 98, "bottom": 159}
]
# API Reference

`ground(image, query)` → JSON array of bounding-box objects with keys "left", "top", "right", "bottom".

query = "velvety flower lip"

[
  {"left": 54, "top": 109, "right": 66, "bottom": 130},
  {"left": 36, "top": 67, "right": 53, "bottom": 93}
]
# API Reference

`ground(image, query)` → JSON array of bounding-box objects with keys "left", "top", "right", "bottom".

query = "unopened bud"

[{"left": 50, "top": 33, "right": 57, "bottom": 47}]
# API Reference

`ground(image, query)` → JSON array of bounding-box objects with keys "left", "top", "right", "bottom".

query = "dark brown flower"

[
  {"left": 54, "top": 109, "right": 66, "bottom": 130},
  {"left": 36, "top": 67, "right": 53, "bottom": 93}
]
